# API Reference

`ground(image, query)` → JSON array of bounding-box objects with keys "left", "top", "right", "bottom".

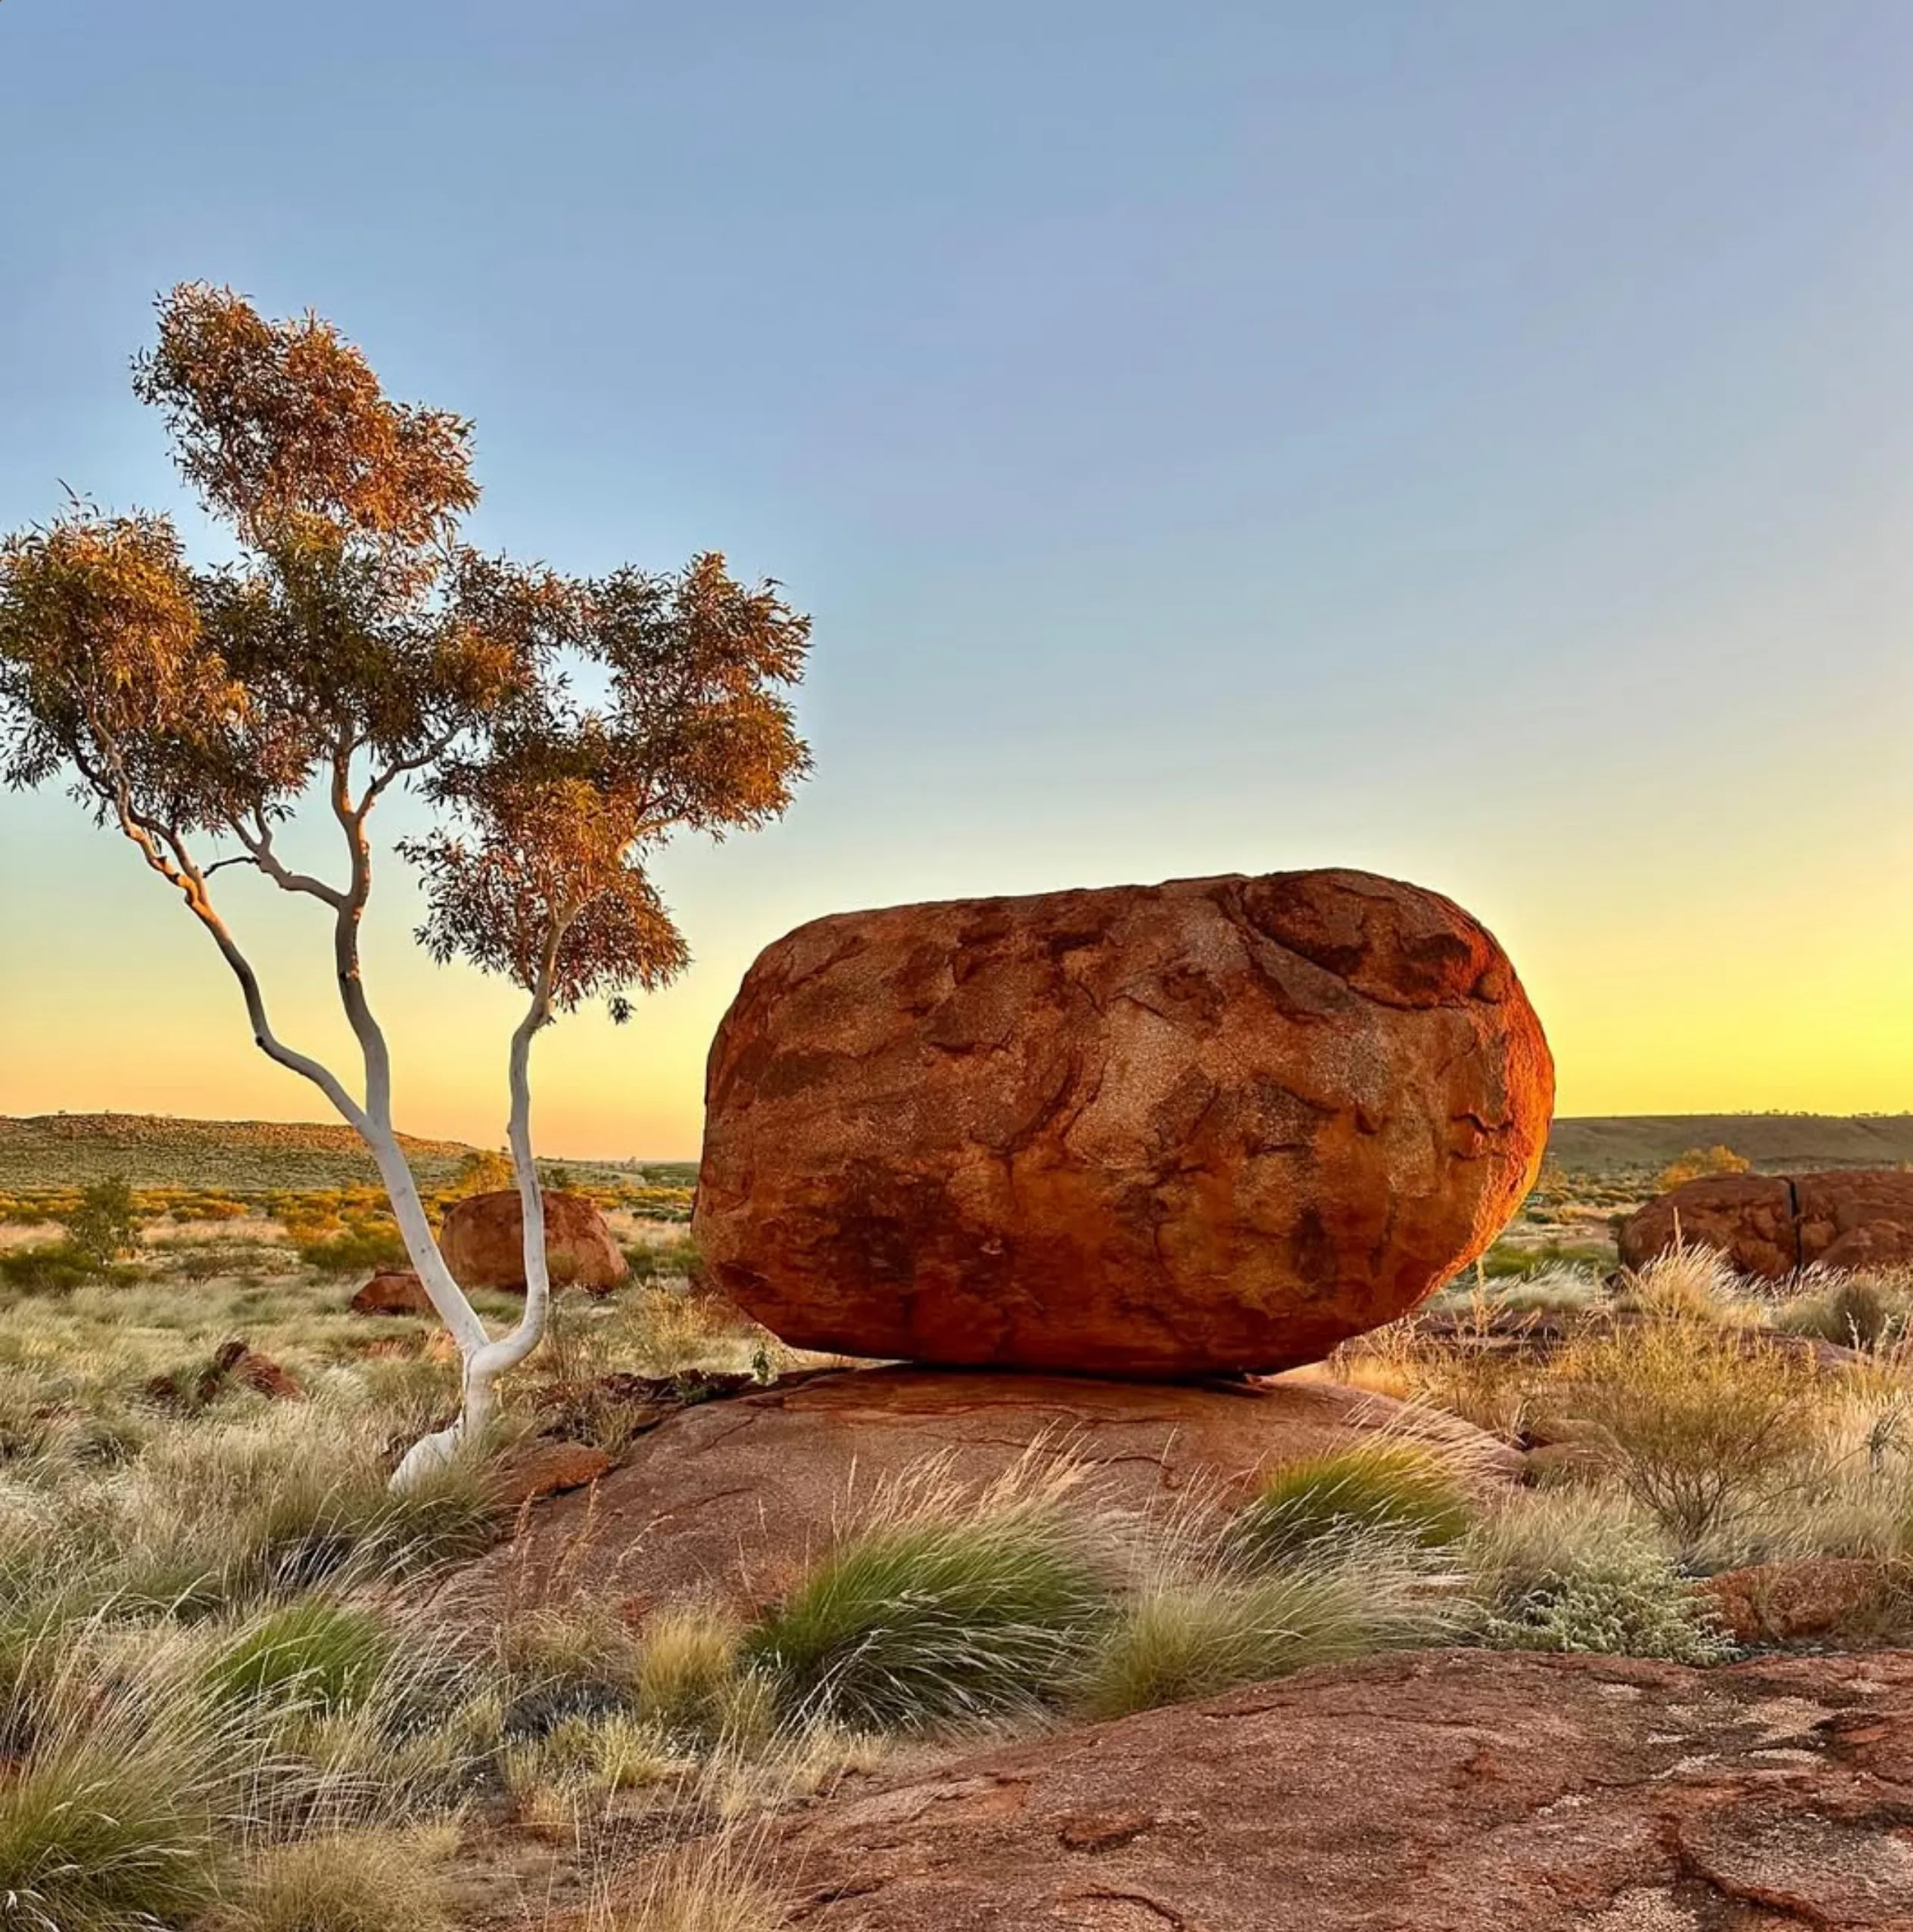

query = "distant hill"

[
  {"left": 0, "top": 1114, "right": 683, "bottom": 1193},
  {"left": 8, "top": 1108, "right": 1906, "bottom": 1195},
  {"left": 1547, "top": 1114, "right": 1913, "bottom": 1176}
]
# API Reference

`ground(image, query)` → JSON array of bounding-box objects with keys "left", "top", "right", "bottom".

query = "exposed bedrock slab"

[
  {"left": 612, "top": 1648, "right": 1913, "bottom": 1932},
  {"left": 455, "top": 1366, "right": 1519, "bottom": 1616}
]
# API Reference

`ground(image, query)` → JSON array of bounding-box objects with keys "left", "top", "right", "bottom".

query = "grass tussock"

[
  {"left": 0, "top": 1669, "right": 240, "bottom": 1932},
  {"left": 203, "top": 1600, "right": 397, "bottom": 1715},
  {"left": 206, "top": 1823, "right": 460, "bottom": 1932},
  {"left": 1774, "top": 1267, "right": 1913, "bottom": 1351},
  {"left": 1080, "top": 1538, "right": 1453, "bottom": 1719},
  {"left": 1610, "top": 1244, "right": 1752, "bottom": 1324},
  {"left": 577, "top": 1831, "right": 783, "bottom": 1932},
  {"left": 743, "top": 1454, "right": 1118, "bottom": 1731},
  {"left": 1227, "top": 1438, "right": 1475, "bottom": 1566}
]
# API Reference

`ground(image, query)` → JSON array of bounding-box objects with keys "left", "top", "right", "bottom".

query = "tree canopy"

[{"left": 0, "top": 283, "right": 812, "bottom": 1043}]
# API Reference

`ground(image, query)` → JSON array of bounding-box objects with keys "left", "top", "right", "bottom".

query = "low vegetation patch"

[
  {"left": 1228, "top": 1439, "right": 1475, "bottom": 1565},
  {"left": 745, "top": 1460, "right": 1117, "bottom": 1730},
  {"left": 1467, "top": 1495, "right": 1733, "bottom": 1665}
]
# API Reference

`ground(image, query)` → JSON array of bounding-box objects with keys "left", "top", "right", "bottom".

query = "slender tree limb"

[{"left": 232, "top": 810, "right": 348, "bottom": 907}]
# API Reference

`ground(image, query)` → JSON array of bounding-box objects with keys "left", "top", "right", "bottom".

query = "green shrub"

[
  {"left": 59, "top": 1174, "right": 142, "bottom": 1266},
  {"left": 1480, "top": 1240, "right": 1613, "bottom": 1279},
  {"left": 625, "top": 1236, "right": 703, "bottom": 1285},
  {"left": 745, "top": 1467, "right": 1114, "bottom": 1730},
  {"left": 204, "top": 1601, "right": 396, "bottom": 1715},
  {"left": 1479, "top": 1545, "right": 1730, "bottom": 1664},
  {"left": 1547, "top": 1318, "right": 1829, "bottom": 1547},
  {"left": 0, "top": 1242, "right": 97, "bottom": 1294},
  {"left": 1229, "top": 1442, "right": 1473, "bottom": 1566},
  {"left": 1468, "top": 1497, "right": 1732, "bottom": 1665}
]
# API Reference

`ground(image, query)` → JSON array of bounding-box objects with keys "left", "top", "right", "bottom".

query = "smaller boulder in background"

[
  {"left": 349, "top": 1268, "right": 434, "bottom": 1316},
  {"left": 438, "top": 1189, "right": 629, "bottom": 1296},
  {"left": 1619, "top": 1168, "right": 1913, "bottom": 1280}
]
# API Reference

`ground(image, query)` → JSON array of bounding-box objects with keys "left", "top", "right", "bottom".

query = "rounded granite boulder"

[{"left": 693, "top": 867, "right": 1553, "bottom": 1375}]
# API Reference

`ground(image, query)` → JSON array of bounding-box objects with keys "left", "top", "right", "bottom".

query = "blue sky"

[{"left": 3, "top": 2, "right": 1911, "bottom": 1155}]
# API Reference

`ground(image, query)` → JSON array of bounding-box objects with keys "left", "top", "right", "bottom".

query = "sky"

[{"left": 2, "top": 2, "right": 1911, "bottom": 1160}]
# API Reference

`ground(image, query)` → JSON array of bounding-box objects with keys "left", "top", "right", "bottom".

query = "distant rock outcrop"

[
  {"left": 695, "top": 868, "right": 1553, "bottom": 1376},
  {"left": 1619, "top": 1168, "right": 1913, "bottom": 1279},
  {"left": 438, "top": 1189, "right": 628, "bottom": 1296}
]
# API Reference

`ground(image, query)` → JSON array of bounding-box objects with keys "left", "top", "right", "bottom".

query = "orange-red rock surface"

[
  {"left": 663, "top": 1648, "right": 1913, "bottom": 1931},
  {"left": 453, "top": 1366, "right": 1518, "bottom": 1616},
  {"left": 438, "top": 1189, "right": 628, "bottom": 1295},
  {"left": 349, "top": 1268, "right": 433, "bottom": 1316},
  {"left": 695, "top": 868, "right": 1553, "bottom": 1375},
  {"left": 1619, "top": 1169, "right": 1913, "bottom": 1279}
]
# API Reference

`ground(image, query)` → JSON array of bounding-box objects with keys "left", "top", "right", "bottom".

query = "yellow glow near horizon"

[{"left": 6, "top": 796, "right": 1912, "bottom": 1161}]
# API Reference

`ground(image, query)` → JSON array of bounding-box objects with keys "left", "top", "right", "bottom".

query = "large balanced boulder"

[
  {"left": 647, "top": 1647, "right": 1913, "bottom": 1931},
  {"left": 438, "top": 1189, "right": 628, "bottom": 1295},
  {"left": 1619, "top": 1168, "right": 1913, "bottom": 1279},
  {"left": 452, "top": 1366, "right": 1519, "bottom": 1616},
  {"left": 696, "top": 868, "right": 1553, "bottom": 1375}
]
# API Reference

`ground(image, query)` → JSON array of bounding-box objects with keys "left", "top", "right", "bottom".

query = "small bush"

[
  {"left": 1655, "top": 1144, "right": 1751, "bottom": 1192},
  {"left": 204, "top": 1601, "right": 397, "bottom": 1715},
  {"left": 0, "top": 1242, "right": 97, "bottom": 1294},
  {"left": 625, "top": 1236, "right": 703, "bottom": 1285},
  {"left": 60, "top": 1174, "right": 142, "bottom": 1266},
  {"left": 745, "top": 1461, "right": 1115, "bottom": 1731},
  {"left": 1547, "top": 1317, "right": 1830, "bottom": 1547},
  {"left": 1480, "top": 1241, "right": 1614, "bottom": 1280},
  {"left": 1470, "top": 1500, "right": 1731, "bottom": 1666},
  {"left": 295, "top": 1228, "right": 409, "bottom": 1276},
  {"left": 1229, "top": 1442, "right": 1473, "bottom": 1567}
]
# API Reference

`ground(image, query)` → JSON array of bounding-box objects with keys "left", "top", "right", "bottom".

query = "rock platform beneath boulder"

[{"left": 456, "top": 1366, "right": 1517, "bottom": 1616}]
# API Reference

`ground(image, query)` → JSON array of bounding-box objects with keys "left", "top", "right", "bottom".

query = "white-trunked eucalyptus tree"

[{"left": 0, "top": 285, "right": 811, "bottom": 1485}]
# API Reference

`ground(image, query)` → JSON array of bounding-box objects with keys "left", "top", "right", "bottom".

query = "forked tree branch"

[{"left": 232, "top": 810, "right": 348, "bottom": 908}]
